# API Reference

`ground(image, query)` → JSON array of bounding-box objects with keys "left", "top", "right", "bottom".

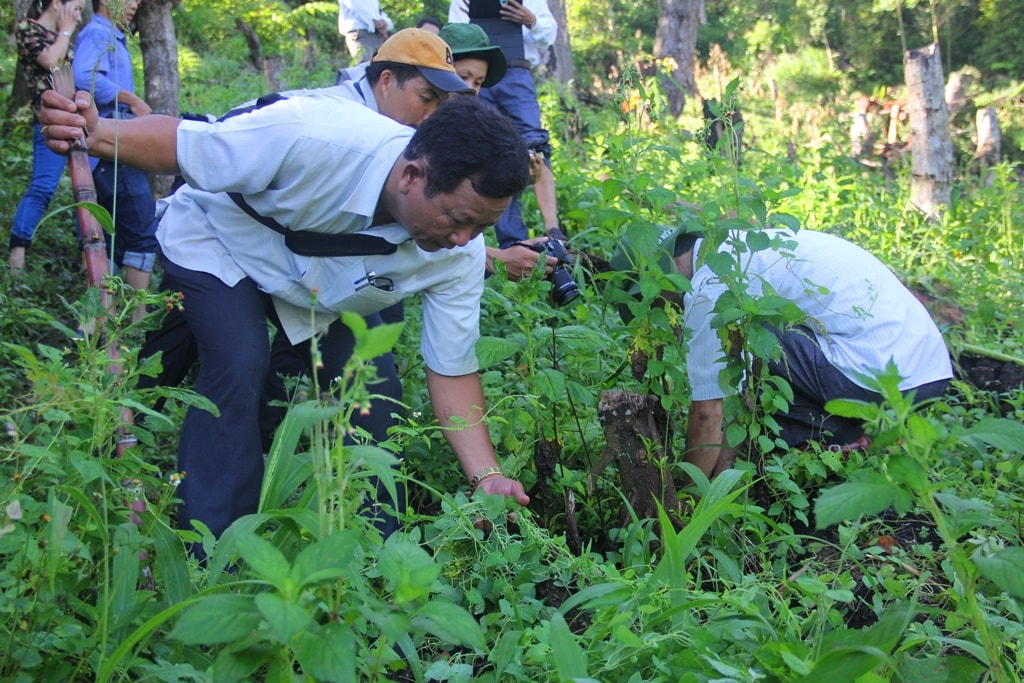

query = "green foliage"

[
  {"left": 173, "top": 0, "right": 346, "bottom": 97},
  {"left": 568, "top": 0, "right": 659, "bottom": 87},
  {"left": 971, "top": 0, "right": 1024, "bottom": 76},
  {"left": 771, "top": 48, "right": 847, "bottom": 104},
  {"left": 0, "top": 294, "right": 197, "bottom": 681},
  {"left": 3, "top": 4, "right": 1024, "bottom": 680},
  {"left": 814, "top": 363, "right": 1024, "bottom": 681}
]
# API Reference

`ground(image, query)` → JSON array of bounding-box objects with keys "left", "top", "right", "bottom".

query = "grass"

[{"left": 2, "top": 19, "right": 1023, "bottom": 682}]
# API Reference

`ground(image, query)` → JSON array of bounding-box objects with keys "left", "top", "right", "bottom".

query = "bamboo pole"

[{"left": 51, "top": 64, "right": 137, "bottom": 456}]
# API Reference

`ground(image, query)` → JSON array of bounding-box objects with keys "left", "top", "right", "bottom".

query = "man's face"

[
  {"left": 103, "top": 0, "right": 139, "bottom": 27},
  {"left": 398, "top": 175, "right": 510, "bottom": 252},
  {"left": 377, "top": 71, "right": 448, "bottom": 128},
  {"left": 454, "top": 57, "right": 488, "bottom": 95}
]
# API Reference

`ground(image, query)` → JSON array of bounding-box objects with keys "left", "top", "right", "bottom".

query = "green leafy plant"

[
  {"left": 4, "top": 7, "right": 1024, "bottom": 679},
  {"left": 817, "top": 364, "right": 1024, "bottom": 682}
]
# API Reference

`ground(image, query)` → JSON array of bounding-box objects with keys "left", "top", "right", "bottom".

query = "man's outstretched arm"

[
  {"left": 426, "top": 368, "right": 531, "bottom": 505},
  {"left": 38, "top": 89, "right": 182, "bottom": 175}
]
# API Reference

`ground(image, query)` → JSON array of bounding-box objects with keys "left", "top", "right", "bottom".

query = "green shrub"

[{"left": 771, "top": 48, "right": 846, "bottom": 105}]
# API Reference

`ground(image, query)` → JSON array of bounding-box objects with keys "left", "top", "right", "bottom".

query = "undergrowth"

[{"left": 1, "top": 20, "right": 1023, "bottom": 683}]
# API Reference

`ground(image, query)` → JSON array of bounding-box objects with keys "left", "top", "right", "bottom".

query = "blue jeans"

[
  {"left": 10, "top": 123, "right": 73, "bottom": 249},
  {"left": 92, "top": 159, "right": 158, "bottom": 272},
  {"left": 480, "top": 66, "right": 552, "bottom": 246}
]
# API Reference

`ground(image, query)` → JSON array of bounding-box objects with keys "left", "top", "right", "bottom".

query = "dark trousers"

[
  {"left": 143, "top": 257, "right": 404, "bottom": 540},
  {"left": 766, "top": 325, "right": 949, "bottom": 446}
]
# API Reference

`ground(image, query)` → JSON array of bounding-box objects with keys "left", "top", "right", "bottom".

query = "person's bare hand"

[
  {"left": 129, "top": 98, "right": 153, "bottom": 117},
  {"left": 500, "top": 0, "right": 536, "bottom": 28},
  {"left": 38, "top": 89, "right": 96, "bottom": 154},
  {"left": 57, "top": 2, "right": 81, "bottom": 34},
  {"left": 528, "top": 150, "right": 544, "bottom": 184},
  {"left": 476, "top": 475, "right": 530, "bottom": 506},
  {"left": 488, "top": 238, "right": 557, "bottom": 280}
]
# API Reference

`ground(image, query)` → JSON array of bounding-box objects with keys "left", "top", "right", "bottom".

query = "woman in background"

[{"left": 8, "top": 0, "right": 85, "bottom": 272}]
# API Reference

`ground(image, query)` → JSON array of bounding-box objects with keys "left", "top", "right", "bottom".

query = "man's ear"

[
  {"left": 396, "top": 157, "right": 427, "bottom": 194},
  {"left": 376, "top": 69, "right": 391, "bottom": 97},
  {"left": 377, "top": 69, "right": 397, "bottom": 95}
]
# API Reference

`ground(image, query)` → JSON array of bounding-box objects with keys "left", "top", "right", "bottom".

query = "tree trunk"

[
  {"left": 234, "top": 18, "right": 281, "bottom": 93},
  {"left": 8, "top": 0, "right": 45, "bottom": 116},
  {"left": 654, "top": 0, "right": 704, "bottom": 117},
  {"left": 263, "top": 55, "right": 284, "bottom": 94},
  {"left": 136, "top": 0, "right": 182, "bottom": 199},
  {"left": 13, "top": 0, "right": 31, "bottom": 20},
  {"left": 769, "top": 79, "right": 783, "bottom": 122},
  {"left": 302, "top": 27, "right": 317, "bottom": 71},
  {"left": 544, "top": 0, "right": 575, "bottom": 86},
  {"left": 905, "top": 43, "right": 953, "bottom": 220},
  {"left": 597, "top": 390, "right": 679, "bottom": 524},
  {"left": 237, "top": 18, "right": 264, "bottom": 72},
  {"left": 974, "top": 107, "right": 1001, "bottom": 187}
]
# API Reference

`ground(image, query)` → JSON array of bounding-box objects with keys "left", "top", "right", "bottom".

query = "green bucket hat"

[
  {"left": 439, "top": 23, "right": 508, "bottom": 88},
  {"left": 610, "top": 223, "right": 702, "bottom": 322}
]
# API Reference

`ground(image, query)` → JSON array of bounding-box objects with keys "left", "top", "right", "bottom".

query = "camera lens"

[
  {"left": 544, "top": 240, "right": 579, "bottom": 305},
  {"left": 518, "top": 238, "right": 581, "bottom": 305},
  {"left": 549, "top": 265, "right": 580, "bottom": 305}
]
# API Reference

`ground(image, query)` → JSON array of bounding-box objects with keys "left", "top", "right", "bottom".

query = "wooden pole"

[{"left": 51, "top": 64, "right": 138, "bottom": 456}]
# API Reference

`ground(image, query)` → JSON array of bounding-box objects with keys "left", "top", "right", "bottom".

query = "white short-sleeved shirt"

[
  {"left": 684, "top": 230, "right": 952, "bottom": 400},
  {"left": 295, "top": 63, "right": 377, "bottom": 112},
  {"left": 157, "top": 94, "right": 485, "bottom": 376},
  {"left": 337, "top": 0, "right": 393, "bottom": 34},
  {"left": 448, "top": 0, "right": 557, "bottom": 68}
]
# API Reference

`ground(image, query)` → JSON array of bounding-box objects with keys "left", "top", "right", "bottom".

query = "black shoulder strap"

[
  {"left": 217, "top": 92, "right": 289, "bottom": 122},
  {"left": 215, "top": 93, "right": 398, "bottom": 258},
  {"left": 226, "top": 192, "right": 397, "bottom": 258}
]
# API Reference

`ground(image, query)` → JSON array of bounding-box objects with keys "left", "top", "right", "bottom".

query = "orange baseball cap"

[{"left": 372, "top": 28, "right": 473, "bottom": 94}]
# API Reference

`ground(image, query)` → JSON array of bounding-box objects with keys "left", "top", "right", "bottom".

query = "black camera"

[{"left": 521, "top": 236, "right": 580, "bottom": 306}]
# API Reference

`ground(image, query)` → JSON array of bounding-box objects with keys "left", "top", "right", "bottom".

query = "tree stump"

[
  {"left": 944, "top": 70, "right": 972, "bottom": 121},
  {"left": 263, "top": 55, "right": 283, "bottom": 94},
  {"left": 905, "top": 43, "right": 954, "bottom": 220},
  {"left": 850, "top": 95, "right": 875, "bottom": 158},
  {"left": 597, "top": 390, "right": 679, "bottom": 523},
  {"left": 974, "top": 107, "right": 1001, "bottom": 187}
]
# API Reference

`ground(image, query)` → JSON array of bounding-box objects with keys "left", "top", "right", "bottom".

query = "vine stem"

[
  {"left": 959, "top": 343, "right": 1024, "bottom": 368},
  {"left": 916, "top": 489, "right": 1012, "bottom": 682}
]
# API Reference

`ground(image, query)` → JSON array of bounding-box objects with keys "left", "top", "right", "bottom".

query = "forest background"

[{"left": 1, "top": 1, "right": 1023, "bottom": 682}]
